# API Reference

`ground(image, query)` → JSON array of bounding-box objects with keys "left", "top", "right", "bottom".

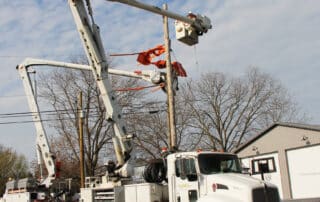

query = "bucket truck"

[
  {"left": 67, "top": 0, "right": 214, "bottom": 177},
  {"left": 67, "top": 0, "right": 280, "bottom": 202},
  {"left": 1, "top": 63, "right": 57, "bottom": 202},
  {"left": 1, "top": 0, "right": 281, "bottom": 201},
  {"left": 0, "top": 57, "right": 165, "bottom": 202}
]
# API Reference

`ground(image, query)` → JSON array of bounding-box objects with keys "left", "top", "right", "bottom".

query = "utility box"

[
  {"left": 17, "top": 178, "right": 37, "bottom": 190},
  {"left": 124, "top": 183, "right": 168, "bottom": 202},
  {"left": 5, "top": 180, "right": 17, "bottom": 191}
]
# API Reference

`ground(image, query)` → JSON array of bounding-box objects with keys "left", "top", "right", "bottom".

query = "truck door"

[{"left": 174, "top": 158, "right": 199, "bottom": 202}]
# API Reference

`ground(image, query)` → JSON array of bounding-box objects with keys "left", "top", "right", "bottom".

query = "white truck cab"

[{"left": 166, "top": 151, "right": 280, "bottom": 202}]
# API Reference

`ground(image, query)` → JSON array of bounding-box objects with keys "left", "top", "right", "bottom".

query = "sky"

[{"left": 0, "top": 0, "right": 320, "bottom": 162}]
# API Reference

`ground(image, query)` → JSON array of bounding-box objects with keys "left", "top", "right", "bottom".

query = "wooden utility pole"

[
  {"left": 78, "top": 91, "right": 85, "bottom": 188},
  {"left": 163, "top": 4, "right": 177, "bottom": 151}
]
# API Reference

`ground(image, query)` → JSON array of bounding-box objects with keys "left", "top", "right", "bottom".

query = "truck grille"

[{"left": 252, "top": 186, "right": 280, "bottom": 202}]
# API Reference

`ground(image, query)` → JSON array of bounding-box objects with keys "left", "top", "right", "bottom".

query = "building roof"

[{"left": 234, "top": 122, "right": 320, "bottom": 154}]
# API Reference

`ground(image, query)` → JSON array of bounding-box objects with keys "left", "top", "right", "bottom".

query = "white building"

[{"left": 235, "top": 122, "right": 320, "bottom": 200}]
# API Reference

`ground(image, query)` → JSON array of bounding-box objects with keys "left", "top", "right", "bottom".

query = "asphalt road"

[{"left": 283, "top": 198, "right": 320, "bottom": 202}]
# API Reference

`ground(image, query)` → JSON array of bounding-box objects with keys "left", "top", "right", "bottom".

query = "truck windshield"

[{"left": 198, "top": 153, "right": 242, "bottom": 174}]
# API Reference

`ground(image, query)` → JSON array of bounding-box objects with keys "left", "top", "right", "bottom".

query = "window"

[
  {"left": 176, "top": 159, "right": 182, "bottom": 177},
  {"left": 198, "top": 154, "right": 241, "bottom": 174},
  {"left": 175, "top": 158, "right": 197, "bottom": 181},
  {"left": 251, "top": 157, "right": 276, "bottom": 174},
  {"left": 185, "top": 158, "right": 197, "bottom": 175}
]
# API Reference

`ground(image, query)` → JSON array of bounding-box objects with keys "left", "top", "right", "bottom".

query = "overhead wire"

[
  {"left": 0, "top": 96, "right": 202, "bottom": 121},
  {"left": 0, "top": 45, "right": 171, "bottom": 125},
  {"left": 0, "top": 105, "right": 168, "bottom": 125}
]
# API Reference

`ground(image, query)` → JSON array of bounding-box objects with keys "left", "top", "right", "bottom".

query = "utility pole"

[
  {"left": 78, "top": 91, "right": 85, "bottom": 188},
  {"left": 163, "top": 4, "right": 177, "bottom": 151}
]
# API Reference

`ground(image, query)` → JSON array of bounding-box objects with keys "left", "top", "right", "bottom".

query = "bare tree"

[
  {"left": 127, "top": 91, "right": 197, "bottom": 160},
  {"left": 38, "top": 66, "right": 144, "bottom": 176},
  {"left": 38, "top": 62, "right": 305, "bottom": 167},
  {"left": 0, "top": 145, "right": 29, "bottom": 196},
  {"left": 181, "top": 67, "right": 307, "bottom": 152},
  {"left": 128, "top": 105, "right": 168, "bottom": 160}
]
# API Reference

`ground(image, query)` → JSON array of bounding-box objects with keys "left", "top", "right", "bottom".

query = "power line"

[
  {"left": 0, "top": 95, "right": 27, "bottom": 99},
  {"left": 0, "top": 54, "right": 84, "bottom": 59},
  {"left": 0, "top": 102, "right": 166, "bottom": 117},
  {"left": 0, "top": 107, "right": 167, "bottom": 125},
  {"left": 0, "top": 55, "right": 32, "bottom": 58},
  {"left": 0, "top": 97, "right": 192, "bottom": 120},
  {"left": 0, "top": 117, "right": 76, "bottom": 125},
  {"left": 0, "top": 108, "right": 76, "bottom": 117}
]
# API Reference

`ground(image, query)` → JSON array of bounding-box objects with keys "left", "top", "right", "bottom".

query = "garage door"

[{"left": 287, "top": 145, "right": 320, "bottom": 199}]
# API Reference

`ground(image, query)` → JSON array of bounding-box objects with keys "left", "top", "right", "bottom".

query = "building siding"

[{"left": 236, "top": 124, "right": 320, "bottom": 199}]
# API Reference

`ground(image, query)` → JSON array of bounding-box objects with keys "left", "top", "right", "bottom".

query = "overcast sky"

[{"left": 1, "top": 0, "right": 320, "bottom": 161}]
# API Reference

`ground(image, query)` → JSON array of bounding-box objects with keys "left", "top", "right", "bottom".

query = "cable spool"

[{"left": 143, "top": 159, "right": 167, "bottom": 183}]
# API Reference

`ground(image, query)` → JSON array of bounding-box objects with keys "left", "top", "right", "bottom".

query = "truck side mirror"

[
  {"left": 258, "top": 162, "right": 269, "bottom": 180},
  {"left": 258, "top": 163, "right": 269, "bottom": 173},
  {"left": 242, "top": 167, "right": 251, "bottom": 175}
]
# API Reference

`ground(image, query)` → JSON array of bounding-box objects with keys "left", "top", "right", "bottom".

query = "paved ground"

[{"left": 283, "top": 198, "right": 320, "bottom": 202}]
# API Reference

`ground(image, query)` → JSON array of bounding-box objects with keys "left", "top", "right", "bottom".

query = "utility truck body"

[{"left": 80, "top": 151, "right": 280, "bottom": 202}]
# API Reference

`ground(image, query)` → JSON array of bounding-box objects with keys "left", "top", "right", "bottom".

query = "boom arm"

[
  {"left": 68, "top": 0, "right": 135, "bottom": 167},
  {"left": 17, "top": 56, "right": 165, "bottom": 176},
  {"left": 16, "top": 65, "right": 55, "bottom": 188},
  {"left": 20, "top": 58, "right": 165, "bottom": 85},
  {"left": 16, "top": 56, "right": 165, "bottom": 186},
  {"left": 67, "top": 0, "right": 211, "bottom": 172},
  {"left": 108, "top": 0, "right": 212, "bottom": 45},
  {"left": 108, "top": 0, "right": 212, "bottom": 33}
]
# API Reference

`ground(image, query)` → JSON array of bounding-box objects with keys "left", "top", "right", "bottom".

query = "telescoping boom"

[
  {"left": 16, "top": 57, "right": 165, "bottom": 187},
  {"left": 68, "top": 0, "right": 213, "bottom": 175}
]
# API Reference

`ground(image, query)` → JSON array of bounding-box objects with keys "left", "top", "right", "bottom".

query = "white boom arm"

[
  {"left": 20, "top": 58, "right": 165, "bottom": 84},
  {"left": 67, "top": 0, "right": 211, "bottom": 170},
  {"left": 16, "top": 57, "right": 164, "bottom": 186},
  {"left": 108, "top": 0, "right": 211, "bottom": 32},
  {"left": 16, "top": 65, "right": 55, "bottom": 188},
  {"left": 17, "top": 55, "right": 165, "bottom": 174},
  {"left": 68, "top": 0, "right": 137, "bottom": 167}
]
